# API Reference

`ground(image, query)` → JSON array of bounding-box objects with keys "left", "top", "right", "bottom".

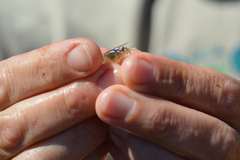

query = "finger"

[
  {"left": 110, "top": 128, "right": 185, "bottom": 160},
  {"left": 97, "top": 64, "right": 122, "bottom": 89},
  {"left": 121, "top": 51, "right": 240, "bottom": 130},
  {"left": 12, "top": 119, "right": 107, "bottom": 160},
  {"left": 96, "top": 85, "right": 240, "bottom": 160},
  {"left": 0, "top": 80, "right": 101, "bottom": 160},
  {"left": 0, "top": 38, "right": 103, "bottom": 110}
]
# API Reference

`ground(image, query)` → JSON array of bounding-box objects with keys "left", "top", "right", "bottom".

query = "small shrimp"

[{"left": 104, "top": 43, "right": 131, "bottom": 64}]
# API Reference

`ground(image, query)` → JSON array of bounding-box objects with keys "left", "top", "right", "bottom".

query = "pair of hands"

[{"left": 0, "top": 38, "right": 239, "bottom": 160}]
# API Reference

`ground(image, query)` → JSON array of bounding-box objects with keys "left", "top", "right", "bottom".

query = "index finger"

[
  {"left": 121, "top": 51, "right": 240, "bottom": 130},
  {"left": 0, "top": 38, "right": 103, "bottom": 110}
]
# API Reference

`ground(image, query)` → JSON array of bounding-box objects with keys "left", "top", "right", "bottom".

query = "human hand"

[
  {"left": 96, "top": 50, "right": 240, "bottom": 160},
  {"left": 0, "top": 38, "right": 110, "bottom": 160}
]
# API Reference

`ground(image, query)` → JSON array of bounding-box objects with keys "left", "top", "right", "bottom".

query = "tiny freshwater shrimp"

[{"left": 104, "top": 43, "right": 132, "bottom": 64}]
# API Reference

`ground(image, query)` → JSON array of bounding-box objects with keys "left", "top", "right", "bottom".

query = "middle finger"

[
  {"left": 0, "top": 79, "right": 101, "bottom": 160},
  {"left": 12, "top": 119, "right": 107, "bottom": 160}
]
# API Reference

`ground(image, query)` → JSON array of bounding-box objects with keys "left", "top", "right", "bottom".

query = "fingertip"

[
  {"left": 78, "top": 38, "right": 104, "bottom": 69},
  {"left": 96, "top": 85, "right": 133, "bottom": 124},
  {"left": 96, "top": 85, "right": 122, "bottom": 118},
  {"left": 67, "top": 38, "right": 103, "bottom": 74},
  {"left": 121, "top": 53, "right": 156, "bottom": 86}
]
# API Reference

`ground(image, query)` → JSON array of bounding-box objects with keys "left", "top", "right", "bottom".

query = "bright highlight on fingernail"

[
  {"left": 100, "top": 91, "right": 135, "bottom": 121},
  {"left": 125, "top": 57, "right": 155, "bottom": 84},
  {"left": 67, "top": 44, "right": 93, "bottom": 72}
]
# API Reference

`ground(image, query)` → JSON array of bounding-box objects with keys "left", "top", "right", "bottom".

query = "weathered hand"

[
  {"left": 96, "top": 50, "right": 240, "bottom": 160},
  {"left": 0, "top": 38, "right": 109, "bottom": 160}
]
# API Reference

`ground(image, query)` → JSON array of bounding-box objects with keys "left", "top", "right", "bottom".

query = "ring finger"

[
  {"left": 12, "top": 118, "right": 107, "bottom": 160},
  {"left": 0, "top": 79, "right": 102, "bottom": 160}
]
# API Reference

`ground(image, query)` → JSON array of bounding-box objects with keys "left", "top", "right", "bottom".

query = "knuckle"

[
  {"left": 182, "top": 65, "right": 216, "bottom": 99},
  {"left": 220, "top": 78, "right": 240, "bottom": 107},
  {"left": 148, "top": 106, "right": 177, "bottom": 136},
  {"left": 226, "top": 137, "right": 240, "bottom": 160},
  {"left": 214, "top": 77, "right": 240, "bottom": 125},
  {"left": 155, "top": 62, "right": 190, "bottom": 97},
  {"left": 35, "top": 45, "right": 77, "bottom": 85},
  {"left": 34, "top": 53, "right": 59, "bottom": 85},
  {"left": 0, "top": 115, "right": 25, "bottom": 158},
  {"left": 212, "top": 125, "right": 240, "bottom": 160},
  {"left": 0, "top": 68, "right": 12, "bottom": 108},
  {"left": 62, "top": 82, "right": 99, "bottom": 120},
  {"left": 213, "top": 125, "right": 236, "bottom": 149}
]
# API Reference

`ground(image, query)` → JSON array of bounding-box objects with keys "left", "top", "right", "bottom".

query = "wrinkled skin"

[
  {"left": 0, "top": 38, "right": 113, "bottom": 160},
  {"left": 96, "top": 50, "right": 240, "bottom": 160},
  {"left": 1, "top": 38, "right": 240, "bottom": 160}
]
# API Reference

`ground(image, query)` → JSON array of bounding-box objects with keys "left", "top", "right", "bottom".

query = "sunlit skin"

[
  {"left": 0, "top": 38, "right": 117, "bottom": 160},
  {"left": 97, "top": 50, "right": 240, "bottom": 160},
  {"left": 0, "top": 38, "right": 240, "bottom": 160}
]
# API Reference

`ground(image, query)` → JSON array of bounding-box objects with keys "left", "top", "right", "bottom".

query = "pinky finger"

[{"left": 12, "top": 119, "right": 107, "bottom": 160}]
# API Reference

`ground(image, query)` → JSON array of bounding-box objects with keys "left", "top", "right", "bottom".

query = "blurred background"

[{"left": 0, "top": 0, "right": 240, "bottom": 77}]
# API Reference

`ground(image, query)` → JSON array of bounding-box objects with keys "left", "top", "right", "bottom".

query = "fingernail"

[
  {"left": 101, "top": 91, "right": 135, "bottom": 120},
  {"left": 67, "top": 44, "right": 93, "bottom": 72},
  {"left": 128, "top": 58, "right": 155, "bottom": 84}
]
